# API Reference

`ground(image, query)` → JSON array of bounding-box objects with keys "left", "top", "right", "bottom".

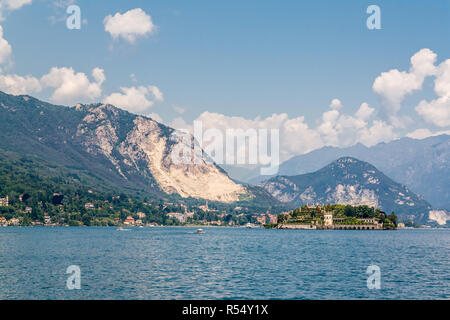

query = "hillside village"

[
  {"left": 0, "top": 192, "right": 278, "bottom": 227},
  {"left": 2, "top": 189, "right": 400, "bottom": 230}
]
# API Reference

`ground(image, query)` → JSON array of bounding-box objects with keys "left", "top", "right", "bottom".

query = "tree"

[
  {"left": 277, "top": 214, "right": 287, "bottom": 224},
  {"left": 344, "top": 205, "right": 355, "bottom": 217},
  {"left": 388, "top": 212, "right": 398, "bottom": 227}
]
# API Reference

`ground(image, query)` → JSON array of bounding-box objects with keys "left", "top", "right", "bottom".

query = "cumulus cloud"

[
  {"left": 0, "top": 0, "right": 31, "bottom": 10},
  {"left": 0, "top": 73, "right": 41, "bottom": 95},
  {"left": 0, "top": 0, "right": 31, "bottom": 21},
  {"left": 355, "top": 102, "right": 375, "bottom": 121},
  {"left": 415, "top": 57, "right": 450, "bottom": 128},
  {"left": 0, "top": 25, "right": 11, "bottom": 65},
  {"left": 170, "top": 100, "right": 392, "bottom": 162},
  {"left": 329, "top": 98, "right": 343, "bottom": 110},
  {"left": 104, "top": 85, "right": 163, "bottom": 113},
  {"left": 406, "top": 128, "right": 450, "bottom": 140},
  {"left": 148, "top": 85, "right": 163, "bottom": 102},
  {"left": 40, "top": 67, "right": 105, "bottom": 105},
  {"left": 373, "top": 48, "right": 437, "bottom": 120},
  {"left": 317, "top": 102, "right": 394, "bottom": 149},
  {"left": 103, "top": 8, "right": 156, "bottom": 44},
  {"left": 416, "top": 96, "right": 450, "bottom": 127}
]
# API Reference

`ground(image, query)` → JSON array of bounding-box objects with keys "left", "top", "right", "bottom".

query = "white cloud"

[
  {"left": 373, "top": 48, "right": 437, "bottom": 118},
  {"left": 92, "top": 67, "right": 105, "bottom": 84},
  {"left": 434, "top": 59, "right": 450, "bottom": 97},
  {"left": 103, "top": 8, "right": 156, "bottom": 44},
  {"left": 355, "top": 102, "right": 375, "bottom": 121},
  {"left": 316, "top": 102, "right": 393, "bottom": 149},
  {"left": 147, "top": 112, "right": 163, "bottom": 123},
  {"left": 104, "top": 85, "right": 163, "bottom": 113},
  {"left": 0, "top": 72, "right": 41, "bottom": 95},
  {"left": 171, "top": 100, "right": 391, "bottom": 162},
  {"left": 406, "top": 128, "right": 450, "bottom": 140},
  {"left": 414, "top": 58, "right": 450, "bottom": 128},
  {"left": 358, "top": 120, "right": 396, "bottom": 147},
  {"left": 415, "top": 96, "right": 450, "bottom": 127},
  {"left": 0, "top": 22, "right": 41, "bottom": 95},
  {"left": 410, "top": 48, "right": 438, "bottom": 78},
  {"left": 1, "top": 0, "right": 31, "bottom": 10},
  {"left": 173, "top": 105, "right": 186, "bottom": 115},
  {"left": 0, "top": 0, "right": 32, "bottom": 20},
  {"left": 52, "top": 0, "right": 75, "bottom": 9},
  {"left": 40, "top": 67, "right": 105, "bottom": 105},
  {"left": 0, "top": 25, "right": 11, "bottom": 65},
  {"left": 169, "top": 116, "right": 191, "bottom": 131},
  {"left": 148, "top": 85, "right": 163, "bottom": 102},
  {"left": 329, "top": 98, "right": 343, "bottom": 110}
]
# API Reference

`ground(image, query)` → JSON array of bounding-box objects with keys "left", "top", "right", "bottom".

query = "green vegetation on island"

[{"left": 269, "top": 204, "right": 398, "bottom": 230}]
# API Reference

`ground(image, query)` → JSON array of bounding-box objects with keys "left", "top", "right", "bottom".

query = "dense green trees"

[{"left": 278, "top": 204, "right": 397, "bottom": 229}]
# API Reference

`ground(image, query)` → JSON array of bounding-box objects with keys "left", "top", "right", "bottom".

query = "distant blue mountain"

[{"left": 250, "top": 135, "right": 449, "bottom": 210}]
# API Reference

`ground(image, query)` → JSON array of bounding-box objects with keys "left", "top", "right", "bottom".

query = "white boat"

[
  {"left": 117, "top": 227, "right": 130, "bottom": 231},
  {"left": 196, "top": 228, "right": 204, "bottom": 234}
]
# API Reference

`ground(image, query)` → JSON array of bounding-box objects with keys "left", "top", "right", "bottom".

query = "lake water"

[{"left": 0, "top": 227, "right": 448, "bottom": 300}]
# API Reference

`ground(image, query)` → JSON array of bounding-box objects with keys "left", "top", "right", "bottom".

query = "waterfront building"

[
  {"left": 167, "top": 212, "right": 186, "bottom": 223},
  {"left": 0, "top": 195, "right": 9, "bottom": 207},
  {"left": 8, "top": 218, "right": 20, "bottom": 226},
  {"left": 256, "top": 216, "right": 267, "bottom": 225},
  {"left": 268, "top": 214, "right": 278, "bottom": 224},
  {"left": 44, "top": 215, "right": 52, "bottom": 225},
  {"left": 124, "top": 216, "right": 136, "bottom": 226},
  {"left": 137, "top": 212, "right": 146, "bottom": 219},
  {"left": 324, "top": 211, "right": 333, "bottom": 226}
]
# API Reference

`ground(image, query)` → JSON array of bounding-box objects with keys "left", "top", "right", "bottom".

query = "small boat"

[
  {"left": 196, "top": 228, "right": 204, "bottom": 234},
  {"left": 117, "top": 227, "right": 130, "bottom": 231}
]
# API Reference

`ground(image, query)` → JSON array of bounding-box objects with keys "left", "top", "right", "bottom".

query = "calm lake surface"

[{"left": 0, "top": 227, "right": 448, "bottom": 300}]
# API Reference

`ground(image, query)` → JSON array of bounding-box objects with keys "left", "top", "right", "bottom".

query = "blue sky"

[{"left": 1, "top": 0, "right": 450, "bottom": 159}]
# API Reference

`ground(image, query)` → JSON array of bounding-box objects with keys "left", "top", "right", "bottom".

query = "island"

[{"left": 266, "top": 205, "right": 398, "bottom": 230}]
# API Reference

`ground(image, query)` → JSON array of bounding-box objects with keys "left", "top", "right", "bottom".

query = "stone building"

[{"left": 0, "top": 195, "right": 9, "bottom": 207}]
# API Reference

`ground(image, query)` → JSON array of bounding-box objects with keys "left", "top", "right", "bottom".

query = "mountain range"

[
  {"left": 259, "top": 157, "right": 434, "bottom": 223},
  {"left": 227, "top": 135, "right": 449, "bottom": 211},
  {"left": 0, "top": 91, "right": 280, "bottom": 210},
  {"left": 0, "top": 91, "right": 448, "bottom": 225}
]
